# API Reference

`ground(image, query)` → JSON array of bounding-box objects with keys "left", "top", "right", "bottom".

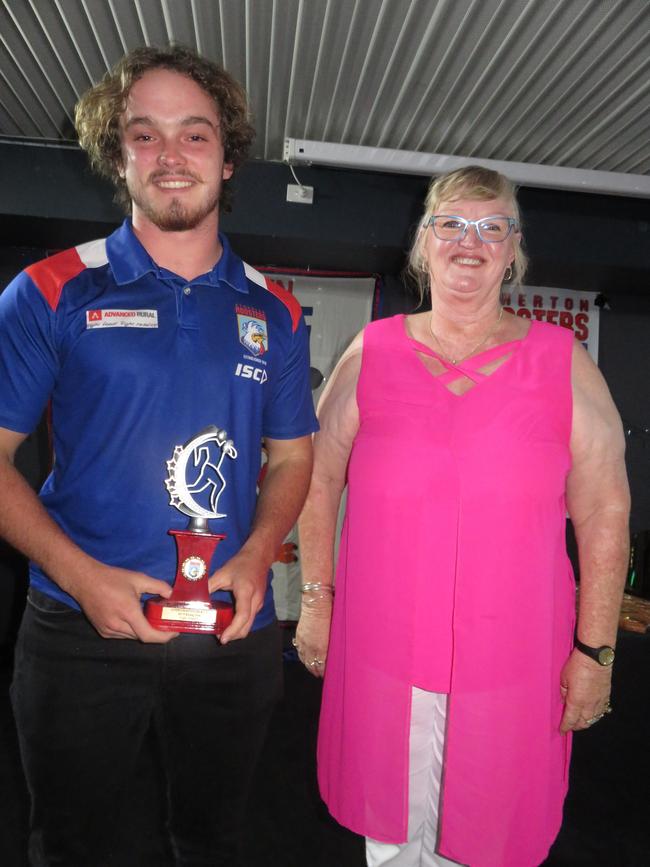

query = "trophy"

[{"left": 145, "top": 425, "right": 238, "bottom": 636}]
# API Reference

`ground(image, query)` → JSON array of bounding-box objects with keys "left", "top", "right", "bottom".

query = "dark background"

[
  {"left": 1, "top": 145, "right": 649, "bottom": 865},
  {"left": 1, "top": 146, "right": 650, "bottom": 638},
  {"left": 2, "top": 140, "right": 649, "bottom": 540}
]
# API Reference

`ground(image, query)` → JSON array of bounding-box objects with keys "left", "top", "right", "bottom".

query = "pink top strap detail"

[{"left": 406, "top": 335, "right": 523, "bottom": 383}]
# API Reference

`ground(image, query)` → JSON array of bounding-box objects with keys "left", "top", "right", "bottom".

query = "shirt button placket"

[{"left": 180, "top": 285, "right": 199, "bottom": 330}]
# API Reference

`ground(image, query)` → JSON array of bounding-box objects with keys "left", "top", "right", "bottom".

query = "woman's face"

[{"left": 423, "top": 197, "right": 519, "bottom": 303}]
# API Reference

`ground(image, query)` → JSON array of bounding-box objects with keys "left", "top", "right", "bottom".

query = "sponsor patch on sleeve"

[{"left": 86, "top": 309, "right": 158, "bottom": 328}]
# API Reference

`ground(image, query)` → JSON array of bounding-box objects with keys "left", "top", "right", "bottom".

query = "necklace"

[{"left": 429, "top": 306, "right": 504, "bottom": 366}]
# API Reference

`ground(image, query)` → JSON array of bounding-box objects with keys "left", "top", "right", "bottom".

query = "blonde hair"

[
  {"left": 75, "top": 44, "right": 254, "bottom": 213},
  {"left": 406, "top": 165, "right": 528, "bottom": 303}
]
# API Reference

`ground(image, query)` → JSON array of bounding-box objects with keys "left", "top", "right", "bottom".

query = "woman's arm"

[
  {"left": 294, "top": 332, "right": 363, "bottom": 676},
  {"left": 560, "top": 341, "right": 630, "bottom": 732}
]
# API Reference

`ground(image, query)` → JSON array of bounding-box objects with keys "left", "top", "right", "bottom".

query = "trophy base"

[{"left": 145, "top": 598, "right": 234, "bottom": 636}]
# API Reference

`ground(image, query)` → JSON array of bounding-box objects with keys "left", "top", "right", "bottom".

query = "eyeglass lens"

[{"left": 431, "top": 216, "right": 513, "bottom": 242}]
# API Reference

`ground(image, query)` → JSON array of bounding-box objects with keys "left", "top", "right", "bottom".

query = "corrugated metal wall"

[{"left": 0, "top": 0, "right": 648, "bottom": 174}]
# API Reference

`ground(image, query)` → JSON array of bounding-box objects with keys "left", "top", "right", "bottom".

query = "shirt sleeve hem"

[{"left": 262, "top": 422, "right": 319, "bottom": 440}]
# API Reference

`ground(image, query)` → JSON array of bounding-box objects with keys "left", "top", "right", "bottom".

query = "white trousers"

[{"left": 365, "top": 688, "right": 465, "bottom": 867}]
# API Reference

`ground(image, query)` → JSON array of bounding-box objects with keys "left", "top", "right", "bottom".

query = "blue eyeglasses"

[{"left": 426, "top": 215, "right": 518, "bottom": 243}]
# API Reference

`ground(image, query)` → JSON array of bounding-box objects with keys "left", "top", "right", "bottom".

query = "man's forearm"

[
  {"left": 240, "top": 443, "right": 313, "bottom": 568},
  {"left": 0, "top": 456, "right": 95, "bottom": 594},
  {"left": 210, "top": 439, "right": 313, "bottom": 643}
]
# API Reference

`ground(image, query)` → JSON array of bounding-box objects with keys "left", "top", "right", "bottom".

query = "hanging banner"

[
  {"left": 501, "top": 285, "right": 600, "bottom": 363},
  {"left": 260, "top": 271, "right": 376, "bottom": 620},
  {"left": 264, "top": 270, "right": 377, "bottom": 402}
]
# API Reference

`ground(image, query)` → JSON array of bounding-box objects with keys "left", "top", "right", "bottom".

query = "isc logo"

[{"left": 235, "top": 363, "right": 268, "bottom": 384}]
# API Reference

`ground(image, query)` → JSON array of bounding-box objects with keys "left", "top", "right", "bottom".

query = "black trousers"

[{"left": 11, "top": 589, "right": 283, "bottom": 867}]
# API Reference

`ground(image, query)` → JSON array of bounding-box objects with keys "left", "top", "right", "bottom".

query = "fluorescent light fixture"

[{"left": 284, "top": 138, "right": 650, "bottom": 199}]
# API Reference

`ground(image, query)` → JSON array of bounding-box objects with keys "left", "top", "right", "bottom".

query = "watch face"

[{"left": 598, "top": 647, "right": 615, "bottom": 666}]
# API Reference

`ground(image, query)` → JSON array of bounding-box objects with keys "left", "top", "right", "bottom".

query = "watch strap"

[{"left": 574, "top": 638, "right": 615, "bottom": 666}]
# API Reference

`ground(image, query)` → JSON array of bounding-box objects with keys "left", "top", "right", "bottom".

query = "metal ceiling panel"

[{"left": 0, "top": 0, "right": 648, "bottom": 180}]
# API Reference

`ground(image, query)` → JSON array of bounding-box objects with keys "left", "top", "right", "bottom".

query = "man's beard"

[{"left": 130, "top": 175, "right": 221, "bottom": 232}]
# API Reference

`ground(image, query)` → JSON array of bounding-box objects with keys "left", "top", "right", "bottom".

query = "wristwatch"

[{"left": 574, "top": 638, "right": 615, "bottom": 666}]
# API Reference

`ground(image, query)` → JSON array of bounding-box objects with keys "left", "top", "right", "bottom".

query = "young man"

[{"left": 0, "top": 46, "right": 316, "bottom": 866}]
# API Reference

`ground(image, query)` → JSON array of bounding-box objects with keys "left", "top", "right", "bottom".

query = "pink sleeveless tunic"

[{"left": 317, "top": 315, "right": 576, "bottom": 867}]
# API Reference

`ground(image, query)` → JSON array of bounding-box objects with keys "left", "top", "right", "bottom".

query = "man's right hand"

[{"left": 69, "top": 564, "right": 179, "bottom": 642}]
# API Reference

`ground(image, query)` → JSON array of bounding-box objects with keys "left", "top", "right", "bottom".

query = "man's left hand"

[
  {"left": 208, "top": 551, "right": 268, "bottom": 643},
  {"left": 559, "top": 647, "right": 613, "bottom": 733}
]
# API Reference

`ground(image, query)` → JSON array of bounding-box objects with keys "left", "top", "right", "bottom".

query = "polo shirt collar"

[
  {"left": 212, "top": 233, "right": 249, "bottom": 294},
  {"left": 106, "top": 219, "right": 249, "bottom": 294},
  {"left": 106, "top": 219, "right": 157, "bottom": 285}
]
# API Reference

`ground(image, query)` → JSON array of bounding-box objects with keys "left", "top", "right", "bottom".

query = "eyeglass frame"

[{"left": 425, "top": 214, "right": 519, "bottom": 243}]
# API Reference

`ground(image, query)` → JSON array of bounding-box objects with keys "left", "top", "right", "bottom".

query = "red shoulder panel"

[
  {"left": 263, "top": 277, "right": 303, "bottom": 333},
  {"left": 25, "top": 247, "right": 86, "bottom": 311}
]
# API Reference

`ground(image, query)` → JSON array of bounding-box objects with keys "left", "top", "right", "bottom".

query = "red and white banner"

[{"left": 501, "top": 285, "right": 600, "bottom": 363}]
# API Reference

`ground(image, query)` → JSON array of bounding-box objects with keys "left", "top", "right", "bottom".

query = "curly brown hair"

[{"left": 74, "top": 44, "right": 254, "bottom": 212}]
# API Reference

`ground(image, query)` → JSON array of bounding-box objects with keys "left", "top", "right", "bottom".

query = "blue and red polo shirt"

[{"left": 0, "top": 220, "right": 317, "bottom": 628}]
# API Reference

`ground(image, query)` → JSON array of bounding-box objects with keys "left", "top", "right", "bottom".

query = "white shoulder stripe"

[
  {"left": 243, "top": 261, "right": 267, "bottom": 290},
  {"left": 75, "top": 238, "right": 109, "bottom": 269}
]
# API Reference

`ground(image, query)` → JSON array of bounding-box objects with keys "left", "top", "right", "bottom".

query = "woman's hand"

[
  {"left": 559, "top": 648, "right": 613, "bottom": 732},
  {"left": 294, "top": 590, "right": 333, "bottom": 678}
]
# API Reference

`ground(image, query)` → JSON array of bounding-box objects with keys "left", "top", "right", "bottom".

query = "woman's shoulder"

[
  {"left": 527, "top": 318, "right": 575, "bottom": 347},
  {"left": 357, "top": 315, "right": 406, "bottom": 353},
  {"left": 364, "top": 313, "right": 405, "bottom": 334},
  {"left": 530, "top": 319, "right": 574, "bottom": 343}
]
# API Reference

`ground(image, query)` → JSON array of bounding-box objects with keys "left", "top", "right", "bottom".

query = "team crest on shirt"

[{"left": 236, "top": 306, "right": 268, "bottom": 357}]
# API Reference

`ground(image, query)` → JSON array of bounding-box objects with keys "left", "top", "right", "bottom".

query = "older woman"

[{"left": 294, "top": 166, "right": 630, "bottom": 867}]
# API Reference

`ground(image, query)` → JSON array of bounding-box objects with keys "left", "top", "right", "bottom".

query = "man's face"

[{"left": 119, "top": 68, "right": 234, "bottom": 232}]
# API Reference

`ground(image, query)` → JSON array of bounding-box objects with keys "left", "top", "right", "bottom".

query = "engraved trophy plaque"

[{"left": 145, "top": 425, "right": 237, "bottom": 636}]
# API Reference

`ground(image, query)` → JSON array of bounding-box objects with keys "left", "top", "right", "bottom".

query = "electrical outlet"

[{"left": 286, "top": 183, "right": 314, "bottom": 204}]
